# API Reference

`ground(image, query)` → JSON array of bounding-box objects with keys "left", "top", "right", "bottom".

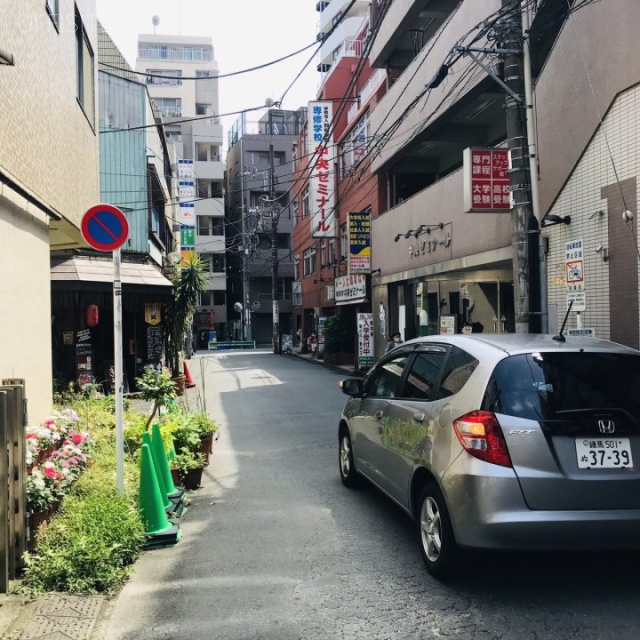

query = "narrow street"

[{"left": 97, "top": 351, "right": 640, "bottom": 640}]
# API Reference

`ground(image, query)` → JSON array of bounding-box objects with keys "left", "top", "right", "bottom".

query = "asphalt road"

[{"left": 97, "top": 350, "right": 640, "bottom": 640}]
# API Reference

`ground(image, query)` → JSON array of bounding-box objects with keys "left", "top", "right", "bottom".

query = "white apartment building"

[
  {"left": 135, "top": 34, "right": 228, "bottom": 337},
  {"left": 0, "top": 0, "right": 100, "bottom": 421}
]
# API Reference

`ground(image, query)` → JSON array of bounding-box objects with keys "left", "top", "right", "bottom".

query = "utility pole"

[
  {"left": 239, "top": 136, "right": 251, "bottom": 341},
  {"left": 502, "top": 0, "right": 540, "bottom": 333},
  {"left": 270, "top": 143, "right": 280, "bottom": 353}
]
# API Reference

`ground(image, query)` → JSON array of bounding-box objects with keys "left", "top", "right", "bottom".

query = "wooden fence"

[{"left": 0, "top": 379, "right": 27, "bottom": 593}]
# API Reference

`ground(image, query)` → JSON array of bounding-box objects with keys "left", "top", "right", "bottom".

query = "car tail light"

[{"left": 453, "top": 410, "right": 512, "bottom": 467}]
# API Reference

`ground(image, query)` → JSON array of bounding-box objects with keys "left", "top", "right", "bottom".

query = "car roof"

[{"left": 401, "top": 333, "right": 640, "bottom": 356}]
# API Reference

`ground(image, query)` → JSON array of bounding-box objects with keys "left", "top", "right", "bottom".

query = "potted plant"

[
  {"left": 171, "top": 447, "right": 206, "bottom": 490},
  {"left": 323, "top": 315, "right": 354, "bottom": 365},
  {"left": 134, "top": 366, "right": 176, "bottom": 430},
  {"left": 165, "top": 253, "right": 208, "bottom": 394}
]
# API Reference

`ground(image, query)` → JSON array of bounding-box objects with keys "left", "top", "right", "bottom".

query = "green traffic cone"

[
  {"left": 151, "top": 423, "right": 180, "bottom": 495},
  {"left": 142, "top": 432, "right": 171, "bottom": 510},
  {"left": 138, "top": 444, "right": 174, "bottom": 536}
]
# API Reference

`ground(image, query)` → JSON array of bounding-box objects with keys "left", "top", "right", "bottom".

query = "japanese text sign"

[
  {"left": 308, "top": 101, "right": 335, "bottom": 238},
  {"left": 463, "top": 147, "right": 511, "bottom": 212}
]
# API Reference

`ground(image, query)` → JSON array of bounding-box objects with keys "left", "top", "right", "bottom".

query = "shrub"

[
  {"left": 323, "top": 315, "right": 353, "bottom": 353},
  {"left": 23, "top": 491, "right": 144, "bottom": 594}
]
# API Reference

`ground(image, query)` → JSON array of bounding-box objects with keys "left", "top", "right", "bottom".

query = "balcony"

[
  {"left": 195, "top": 197, "right": 224, "bottom": 218},
  {"left": 318, "top": 0, "right": 369, "bottom": 35},
  {"left": 194, "top": 160, "right": 224, "bottom": 181},
  {"left": 370, "top": 0, "right": 461, "bottom": 70},
  {"left": 347, "top": 68, "right": 386, "bottom": 124},
  {"left": 318, "top": 20, "right": 367, "bottom": 71},
  {"left": 204, "top": 272, "right": 226, "bottom": 290},
  {"left": 195, "top": 234, "right": 225, "bottom": 253},
  {"left": 138, "top": 48, "right": 212, "bottom": 62}
]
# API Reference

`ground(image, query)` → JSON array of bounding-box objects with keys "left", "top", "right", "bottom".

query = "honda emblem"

[{"left": 598, "top": 419, "right": 615, "bottom": 434}]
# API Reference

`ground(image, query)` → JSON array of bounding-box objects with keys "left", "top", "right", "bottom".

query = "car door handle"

[
  {"left": 412, "top": 412, "right": 426, "bottom": 423},
  {"left": 374, "top": 410, "right": 384, "bottom": 420}
]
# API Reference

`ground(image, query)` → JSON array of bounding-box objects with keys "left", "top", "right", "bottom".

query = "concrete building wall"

[
  {"left": 0, "top": 0, "right": 99, "bottom": 422},
  {"left": 545, "top": 83, "right": 640, "bottom": 346},
  {"left": 0, "top": 0, "right": 99, "bottom": 223}
]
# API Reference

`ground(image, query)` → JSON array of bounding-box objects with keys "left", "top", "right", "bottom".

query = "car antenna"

[{"left": 552, "top": 300, "right": 573, "bottom": 342}]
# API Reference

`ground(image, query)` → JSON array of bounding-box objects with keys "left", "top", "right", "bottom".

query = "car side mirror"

[{"left": 339, "top": 378, "right": 363, "bottom": 397}]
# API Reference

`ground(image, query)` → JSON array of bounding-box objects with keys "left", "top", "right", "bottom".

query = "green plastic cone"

[
  {"left": 138, "top": 444, "right": 173, "bottom": 536},
  {"left": 142, "top": 432, "right": 171, "bottom": 509},
  {"left": 151, "top": 423, "right": 179, "bottom": 494}
]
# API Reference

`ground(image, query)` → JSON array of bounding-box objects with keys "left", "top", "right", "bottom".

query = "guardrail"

[{"left": 208, "top": 341, "right": 256, "bottom": 350}]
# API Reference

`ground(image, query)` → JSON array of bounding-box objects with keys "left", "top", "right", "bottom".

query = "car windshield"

[{"left": 482, "top": 352, "right": 640, "bottom": 421}]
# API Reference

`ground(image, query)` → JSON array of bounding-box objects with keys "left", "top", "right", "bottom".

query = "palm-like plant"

[{"left": 166, "top": 252, "right": 208, "bottom": 377}]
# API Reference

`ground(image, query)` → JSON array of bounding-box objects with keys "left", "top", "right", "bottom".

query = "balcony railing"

[
  {"left": 138, "top": 48, "right": 212, "bottom": 62},
  {"left": 347, "top": 68, "right": 387, "bottom": 124}
]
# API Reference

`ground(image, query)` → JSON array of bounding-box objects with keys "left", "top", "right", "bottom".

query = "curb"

[{"left": 283, "top": 352, "right": 363, "bottom": 378}]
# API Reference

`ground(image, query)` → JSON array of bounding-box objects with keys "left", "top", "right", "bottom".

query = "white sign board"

[
  {"left": 308, "top": 102, "right": 335, "bottom": 238},
  {"left": 565, "top": 239, "right": 585, "bottom": 292},
  {"left": 335, "top": 274, "right": 367, "bottom": 305},
  {"left": 568, "top": 328, "right": 595, "bottom": 338},
  {"left": 566, "top": 291, "right": 586, "bottom": 312}
]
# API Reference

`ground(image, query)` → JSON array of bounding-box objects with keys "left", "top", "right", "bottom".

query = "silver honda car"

[{"left": 338, "top": 333, "right": 640, "bottom": 578}]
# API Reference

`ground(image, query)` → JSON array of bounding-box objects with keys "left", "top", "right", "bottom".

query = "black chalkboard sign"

[{"left": 147, "top": 326, "right": 163, "bottom": 363}]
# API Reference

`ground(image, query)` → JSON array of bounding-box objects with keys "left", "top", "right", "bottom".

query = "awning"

[{"left": 51, "top": 255, "right": 173, "bottom": 289}]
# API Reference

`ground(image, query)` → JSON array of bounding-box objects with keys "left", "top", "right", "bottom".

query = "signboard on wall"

[
  {"left": 335, "top": 274, "right": 367, "bottom": 305},
  {"left": 348, "top": 211, "right": 371, "bottom": 274},
  {"left": 463, "top": 148, "right": 511, "bottom": 212},
  {"left": 357, "top": 313, "right": 374, "bottom": 368},
  {"left": 308, "top": 101, "right": 335, "bottom": 238},
  {"left": 565, "top": 239, "right": 585, "bottom": 292}
]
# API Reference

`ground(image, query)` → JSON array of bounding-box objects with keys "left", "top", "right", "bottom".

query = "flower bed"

[{"left": 25, "top": 409, "right": 95, "bottom": 520}]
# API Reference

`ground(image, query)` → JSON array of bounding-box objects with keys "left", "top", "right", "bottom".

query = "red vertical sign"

[{"left": 464, "top": 148, "right": 512, "bottom": 212}]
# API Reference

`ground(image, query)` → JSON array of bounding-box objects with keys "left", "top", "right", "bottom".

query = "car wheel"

[
  {"left": 339, "top": 428, "right": 360, "bottom": 488},
  {"left": 417, "top": 483, "right": 462, "bottom": 579}
]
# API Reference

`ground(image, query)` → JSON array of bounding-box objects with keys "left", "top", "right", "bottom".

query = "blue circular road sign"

[{"left": 81, "top": 203, "right": 129, "bottom": 252}]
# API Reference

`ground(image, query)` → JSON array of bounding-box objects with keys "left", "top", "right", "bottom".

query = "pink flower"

[
  {"left": 71, "top": 434, "right": 83, "bottom": 445},
  {"left": 43, "top": 467, "right": 56, "bottom": 479}
]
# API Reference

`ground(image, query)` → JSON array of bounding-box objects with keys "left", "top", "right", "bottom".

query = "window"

[
  {"left": 196, "top": 104, "right": 210, "bottom": 116},
  {"left": 294, "top": 255, "right": 300, "bottom": 281},
  {"left": 482, "top": 352, "right": 640, "bottom": 423},
  {"left": 341, "top": 112, "right": 369, "bottom": 179},
  {"left": 213, "top": 291, "right": 226, "bottom": 306},
  {"left": 146, "top": 69, "right": 182, "bottom": 86},
  {"left": 303, "top": 246, "right": 317, "bottom": 277},
  {"left": 364, "top": 353, "right": 411, "bottom": 398},
  {"left": 302, "top": 188, "right": 310, "bottom": 218},
  {"left": 153, "top": 98, "right": 181, "bottom": 117},
  {"left": 292, "top": 198, "right": 299, "bottom": 227},
  {"left": 438, "top": 347, "right": 478, "bottom": 398},
  {"left": 401, "top": 348, "right": 448, "bottom": 400},
  {"left": 328, "top": 238, "right": 336, "bottom": 265},
  {"left": 197, "top": 216, "right": 224, "bottom": 236},
  {"left": 46, "top": 0, "right": 59, "bottom": 27},
  {"left": 292, "top": 146, "right": 297, "bottom": 171},
  {"left": 210, "top": 255, "right": 225, "bottom": 273},
  {"left": 320, "top": 240, "right": 327, "bottom": 269},
  {"left": 340, "top": 224, "right": 348, "bottom": 261},
  {"left": 75, "top": 6, "right": 94, "bottom": 124}
]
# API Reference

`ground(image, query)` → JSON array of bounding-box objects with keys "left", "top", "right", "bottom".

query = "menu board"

[{"left": 146, "top": 327, "right": 163, "bottom": 363}]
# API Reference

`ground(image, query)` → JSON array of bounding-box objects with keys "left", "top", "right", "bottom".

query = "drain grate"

[{"left": 18, "top": 595, "right": 102, "bottom": 640}]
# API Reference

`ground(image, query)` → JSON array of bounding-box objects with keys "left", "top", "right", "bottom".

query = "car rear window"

[{"left": 482, "top": 351, "right": 640, "bottom": 421}]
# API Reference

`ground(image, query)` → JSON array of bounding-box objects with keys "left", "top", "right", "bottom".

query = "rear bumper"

[{"left": 442, "top": 463, "right": 640, "bottom": 551}]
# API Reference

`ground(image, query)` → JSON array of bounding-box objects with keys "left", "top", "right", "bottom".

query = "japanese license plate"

[{"left": 575, "top": 438, "right": 633, "bottom": 469}]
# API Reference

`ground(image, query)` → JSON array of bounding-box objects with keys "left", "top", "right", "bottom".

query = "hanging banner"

[
  {"left": 308, "top": 101, "right": 335, "bottom": 238},
  {"left": 357, "top": 313, "right": 374, "bottom": 368},
  {"left": 348, "top": 211, "right": 371, "bottom": 274},
  {"left": 463, "top": 148, "right": 511, "bottom": 212}
]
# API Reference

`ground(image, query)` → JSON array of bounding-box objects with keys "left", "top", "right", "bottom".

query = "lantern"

[{"left": 86, "top": 304, "right": 99, "bottom": 328}]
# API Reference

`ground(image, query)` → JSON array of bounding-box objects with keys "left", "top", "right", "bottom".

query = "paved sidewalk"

[{"left": 0, "top": 351, "right": 359, "bottom": 638}]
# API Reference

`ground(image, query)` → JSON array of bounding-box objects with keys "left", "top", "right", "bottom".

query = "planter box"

[{"left": 182, "top": 466, "right": 204, "bottom": 490}]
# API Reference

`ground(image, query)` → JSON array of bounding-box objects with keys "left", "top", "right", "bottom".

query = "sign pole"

[
  {"left": 81, "top": 203, "right": 129, "bottom": 496},
  {"left": 113, "top": 247, "right": 124, "bottom": 494}
]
